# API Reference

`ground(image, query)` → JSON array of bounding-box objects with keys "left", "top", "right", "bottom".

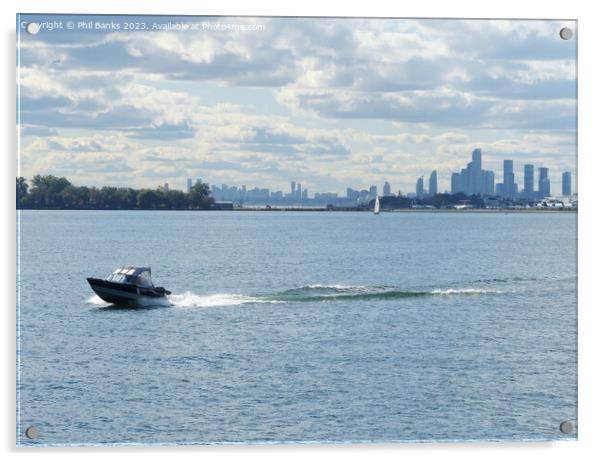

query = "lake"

[{"left": 16, "top": 210, "right": 577, "bottom": 445}]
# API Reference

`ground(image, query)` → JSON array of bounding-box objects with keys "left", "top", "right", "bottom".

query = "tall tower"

[
  {"left": 451, "top": 173, "right": 461, "bottom": 194},
  {"left": 383, "top": 181, "right": 391, "bottom": 196},
  {"left": 562, "top": 171, "right": 572, "bottom": 196},
  {"left": 429, "top": 170, "right": 438, "bottom": 196},
  {"left": 470, "top": 148, "right": 483, "bottom": 195},
  {"left": 484, "top": 170, "right": 495, "bottom": 195},
  {"left": 503, "top": 160, "right": 515, "bottom": 198},
  {"left": 290, "top": 181, "right": 296, "bottom": 196},
  {"left": 524, "top": 164, "right": 534, "bottom": 199},
  {"left": 186, "top": 178, "right": 192, "bottom": 193},
  {"left": 538, "top": 167, "right": 550, "bottom": 198},
  {"left": 416, "top": 177, "right": 424, "bottom": 199}
]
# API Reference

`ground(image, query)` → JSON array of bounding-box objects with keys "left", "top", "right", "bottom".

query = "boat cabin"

[{"left": 106, "top": 266, "right": 153, "bottom": 287}]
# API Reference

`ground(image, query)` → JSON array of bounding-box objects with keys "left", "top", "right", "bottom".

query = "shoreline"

[{"left": 17, "top": 207, "right": 577, "bottom": 213}]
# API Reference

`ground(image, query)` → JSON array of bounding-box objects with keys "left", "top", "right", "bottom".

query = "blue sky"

[{"left": 17, "top": 15, "right": 577, "bottom": 195}]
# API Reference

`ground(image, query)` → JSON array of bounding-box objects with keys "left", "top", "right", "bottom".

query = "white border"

[{"left": 3, "top": 1, "right": 600, "bottom": 460}]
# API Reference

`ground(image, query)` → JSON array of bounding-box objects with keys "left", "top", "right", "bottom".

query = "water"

[{"left": 16, "top": 210, "right": 577, "bottom": 445}]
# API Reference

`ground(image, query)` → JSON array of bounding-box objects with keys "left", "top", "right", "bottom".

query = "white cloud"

[{"left": 17, "top": 16, "right": 577, "bottom": 194}]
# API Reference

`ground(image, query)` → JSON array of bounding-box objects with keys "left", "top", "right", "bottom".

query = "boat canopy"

[{"left": 106, "top": 266, "right": 153, "bottom": 287}]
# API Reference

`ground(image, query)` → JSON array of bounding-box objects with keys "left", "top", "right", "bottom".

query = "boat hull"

[{"left": 87, "top": 278, "right": 170, "bottom": 304}]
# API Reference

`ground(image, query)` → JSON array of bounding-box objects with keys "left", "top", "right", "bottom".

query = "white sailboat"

[{"left": 374, "top": 195, "right": 380, "bottom": 215}]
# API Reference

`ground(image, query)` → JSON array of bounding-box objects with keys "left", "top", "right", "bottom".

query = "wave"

[
  {"left": 87, "top": 295, "right": 109, "bottom": 306},
  {"left": 168, "top": 291, "right": 283, "bottom": 308},
  {"left": 167, "top": 284, "right": 502, "bottom": 308}
]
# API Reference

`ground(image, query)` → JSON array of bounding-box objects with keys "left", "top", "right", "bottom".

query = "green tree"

[
  {"left": 166, "top": 190, "right": 189, "bottom": 209},
  {"left": 16, "top": 177, "right": 28, "bottom": 208},
  {"left": 137, "top": 189, "right": 159, "bottom": 209},
  {"left": 115, "top": 188, "right": 137, "bottom": 209},
  {"left": 60, "top": 186, "right": 91, "bottom": 208},
  {"left": 188, "top": 182, "right": 214, "bottom": 209},
  {"left": 29, "top": 175, "right": 71, "bottom": 208}
]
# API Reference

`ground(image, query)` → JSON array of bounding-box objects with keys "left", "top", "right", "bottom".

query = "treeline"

[
  {"left": 370, "top": 193, "right": 486, "bottom": 209},
  {"left": 16, "top": 175, "right": 214, "bottom": 210}
]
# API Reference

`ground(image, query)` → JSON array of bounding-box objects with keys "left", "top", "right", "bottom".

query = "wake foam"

[
  {"left": 168, "top": 291, "right": 283, "bottom": 308},
  {"left": 430, "top": 288, "right": 503, "bottom": 295},
  {"left": 87, "top": 295, "right": 109, "bottom": 306},
  {"left": 165, "top": 285, "right": 503, "bottom": 308}
]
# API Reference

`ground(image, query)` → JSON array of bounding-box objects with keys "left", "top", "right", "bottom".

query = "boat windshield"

[
  {"left": 106, "top": 268, "right": 153, "bottom": 287},
  {"left": 106, "top": 273, "right": 127, "bottom": 283},
  {"left": 135, "top": 270, "right": 153, "bottom": 288}
]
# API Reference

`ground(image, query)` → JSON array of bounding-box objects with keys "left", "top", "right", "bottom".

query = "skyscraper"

[
  {"left": 562, "top": 171, "right": 572, "bottom": 196},
  {"left": 451, "top": 173, "right": 461, "bottom": 194},
  {"left": 450, "top": 148, "right": 492, "bottom": 196},
  {"left": 416, "top": 177, "right": 424, "bottom": 199},
  {"left": 297, "top": 183, "right": 301, "bottom": 198},
  {"left": 524, "top": 164, "right": 534, "bottom": 199},
  {"left": 383, "top": 181, "right": 391, "bottom": 196},
  {"left": 538, "top": 167, "right": 550, "bottom": 198},
  {"left": 484, "top": 170, "right": 495, "bottom": 195},
  {"left": 186, "top": 178, "right": 192, "bottom": 193},
  {"left": 290, "top": 181, "right": 296, "bottom": 196},
  {"left": 503, "top": 160, "right": 516, "bottom": 198},
  {"left": 470, "top": 149, "right": 482, "bottom": 195},
  {"left": 429, "top": 170, "right": 438, "bottom": 196}
]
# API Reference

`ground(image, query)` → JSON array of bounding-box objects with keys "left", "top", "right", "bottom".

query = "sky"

[{"left": 17, "top": 15, "right": 577, "bottom": 195}]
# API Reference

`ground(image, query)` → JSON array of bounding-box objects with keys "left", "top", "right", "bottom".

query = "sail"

[{"left": 374, "top": 195, "right": 380, "bottom": 214}]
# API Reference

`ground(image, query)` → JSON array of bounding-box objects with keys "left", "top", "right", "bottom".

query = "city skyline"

[
  {"left": 184, "top": 147, "right": 574, "bottom": 201},
  {"left": 18, "top": 16, "right": 576, "bottom": 195},
  {"left": 203, "top": 150, "right": 574, "bottom": 204}
]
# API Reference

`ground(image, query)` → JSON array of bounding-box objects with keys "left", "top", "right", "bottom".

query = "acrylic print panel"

[{"left": 16, "top": 15, "right": 577, "bottom": 446}]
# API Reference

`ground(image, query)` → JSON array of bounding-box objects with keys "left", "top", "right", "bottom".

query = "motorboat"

[{"left": 87, "top": 266, "right": 171, "bottom": 304}]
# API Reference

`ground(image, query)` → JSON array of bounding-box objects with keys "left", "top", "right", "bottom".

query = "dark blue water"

[{"left": 17, "top": 210, "right": 577, "bottom": 445}]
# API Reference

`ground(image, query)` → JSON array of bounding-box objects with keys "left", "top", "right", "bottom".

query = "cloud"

[
  {"left": 17, "top": 16, "right": 577, "bottom": 193},
  {"left": 275, "top": 86, "right": 576, "bottom": 130}
]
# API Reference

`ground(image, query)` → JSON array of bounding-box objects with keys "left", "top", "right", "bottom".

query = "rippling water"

[{"left": 17, "top": 210, "right": 577, "bottom": 445}]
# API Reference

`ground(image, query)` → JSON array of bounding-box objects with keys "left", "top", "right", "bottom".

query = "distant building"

[
  {"left": 346, "top": 187, "right": 360, "bottom": 202},
  {"left": 383, "top": 181, "right": 391, "bottom": 196},
  {"left": 290, "top": 181, "right": 296, "bottom": 197},
  {"left": 416, "top": 177, "right": 424, "bottom": 199},
  {"left": 484, "top": 170, "right": 495, "bottom": 195},
  {"left": 163, "top": 183, "right": 169, "bottom": 193},
  {"left": 470, "top": 149, "right": 483, "bottom": 195},
  {"left": 503, "top": 160, "right": 516, "bottom": 198},
  {"left": 213, "top": 201, "right": 234, "bottom": 210},
  {"left": 538, "top": 167, "right": 550, "bottom": 198},
  {"left": 186, "top": 178, "right": 192, "bottom": 193},
  {"left": 562, "top": 171, "right": 572, "bottom": 196},
  {"left": 369, "top": 185, "right": 377, "bottom": 198},
  {"left": 429, "top": 170, "right": 437, "bottom": 196},
  {"left": 524, "top": 164, "right": 534, "bottom": 199},
  {"left": 451, "top": 172, "right": 461, "bottom": 194},
  {"left": 495, "top": 183, "right": 503, "bottom": 196},
  {"left": 450, "top": 148, "right": 494, "bottom": 196}
]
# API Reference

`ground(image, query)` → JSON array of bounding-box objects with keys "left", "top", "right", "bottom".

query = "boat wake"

[
  {"left": 165, "top": 284, "right": 502, "bottom": 309},
  {"left": 168, "top": 292, "right": 283, "bottom": 308}
]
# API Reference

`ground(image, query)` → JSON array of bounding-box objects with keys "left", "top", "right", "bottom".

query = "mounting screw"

[
  {"left": 559, "top": 27, "right": 573, "bottom": 40},
  {"left": 25, "top": 426, "right": 39, "bottom": 439},
  {"left": 559, "top": 421, "right": 573, "bottom": 434},
  {"left": 25, "top": 23, "right": 40, "bottom": 35}
]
